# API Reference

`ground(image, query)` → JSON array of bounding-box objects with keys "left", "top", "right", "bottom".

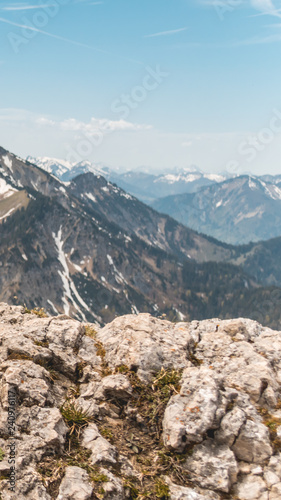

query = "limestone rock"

[
  {"left": 232, "top": 420, "right": 273, "bottom": 463},
  {"left": 163, "top": 366, "right": 222, "bottom": 451},
  {"left": 81, "top": 423, "right": 118, "bottom": 464},
  {"left": 80, "top": 374, "right": 132, "bottom": 402},
  {"left": 184, "top": 440, "right": 238, "bottom": 493},
  {"left": 1, "top": 305, "right": 281, "bottom": 499},
  {"left": 1, "top": 466, "right": 51, "bottom": 500},
  {"left": 234, "top": 474, "right": 268, "bottom": 500},
  {"left": 269, "top": 483, "right": 281, "bottom": 500},
  {"left": 99, "top": 468, "right": 125, "bottom": 500},
  {"left": 96, "top": 313, "right": 192, "bottom": 381},
  {"left": 77, "top": 336, "right": 101, "bottom": 368},
  {"left": 190, "top": 318, "right": 278, "bottom": 404},
  {"left": 57, "top": 466, "right": 93, "bottom": 500},
  {"left": 0, "top": 360, "right": 54, "bottom": 408},
  {"left": 94, "top": 374, "right": 132, "bottom": 401},
  {"left": 168, "top": 480, "right": 221, "bottom": 500},
  {"left": 215, "top": 407, "right": 246, "bottom": 446},
  {"left": 264, "top": 454, "right": 281, "bottom": 488}
]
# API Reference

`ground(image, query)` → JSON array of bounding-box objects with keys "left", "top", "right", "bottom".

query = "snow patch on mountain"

[
  {"left": 0, "top": 206, "right": 19, "bottom": 221},
  {"left": 2, "top": 155, "right": 13, "bottom": 171},
  {"left": 27, "top": 156, "right": 72, "bottom": 178},
  {"left": 107, "top": 254, "right": 128, "bottom": 285},
  {"left": 85, "top": 193, "right": 97, "bottom": 203},
  {"left": 248, "top": 178, "right": 259, "bottom": 190},
  {"left": 155, "top": 173, "right": 201, "bottom": 184},
  {"left": 53, "top": 226, "right": 92, "bottom": 321},
  {"left": 204, "top": 174, "right": 225, "bottom": 182},
  {"left": 235, "top": 207, "right": 265, "bottom": 224},
  {"left": 0, "top": 178, "right": 17, "bottom": 198}
]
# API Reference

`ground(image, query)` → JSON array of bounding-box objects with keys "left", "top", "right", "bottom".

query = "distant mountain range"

[
  {"left": 26, "top": 156, "right": 111, "bottom": 182},
  {"left": 152, "top": 175, "right": 281, "bottom": 244},
  {"left": 27, "top": 156, "right": 232, "bottom": 203},
  {"left": 0, "top": 147, "right": 281, "bottom": 330},
  {"left": 28, "top": 156, "right": 281, "bottom": 244}
]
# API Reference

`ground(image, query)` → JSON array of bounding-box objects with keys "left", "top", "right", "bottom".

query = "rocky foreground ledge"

[{"left": 1, "top": 305, "right": 281, "bottom": 499}]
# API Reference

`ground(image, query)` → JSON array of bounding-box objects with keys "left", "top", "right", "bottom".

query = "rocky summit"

[{"left": 1, "top": 304, "right": 281, "bottom": 499}]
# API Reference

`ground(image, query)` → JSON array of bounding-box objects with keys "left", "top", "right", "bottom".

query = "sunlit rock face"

[{"left": 1, "top": 306, "right": 281, "bottom": 498}]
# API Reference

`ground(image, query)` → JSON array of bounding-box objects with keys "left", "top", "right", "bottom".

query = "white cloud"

[
  {"left": 1, "top": 4, "right": 57, "bottom": 11},
  {"left": 0, "top": 108, "right": 151, "bottom": 136},
  {"left": 36, "top": 116, "right": 152, "bottom": 134},
  {"left": 36, "top": 117, "right": 56, "bottom": 126},
  {"left": 144, "top": 27, "right": 188, "bottom": 38},
  {"left": 2, "top": 108, "right": 281, "bottom": 175},
  {"left": 250, "top": 0, "right": 275, "bottom": 12}
]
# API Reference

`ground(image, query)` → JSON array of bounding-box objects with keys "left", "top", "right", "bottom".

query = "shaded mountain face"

[
  {"left": 152, "top": 175, "right": 281, "bottom": 245},
  {"left": 66, "top": 170, "right": 281, "bottom": 293},
  {"left": 1, "top": 146, "right": 281, "bottom": 329},
  {"left": 67, "top": 172, "right": 234, "bottom": 263},
  {"left": 230, "top": 236, "right": 281, "bottom": 289}
]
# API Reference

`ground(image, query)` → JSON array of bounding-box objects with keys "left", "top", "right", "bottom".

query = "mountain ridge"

[{"left": 1, "top": 146, "right": 281, "bottom": 329}]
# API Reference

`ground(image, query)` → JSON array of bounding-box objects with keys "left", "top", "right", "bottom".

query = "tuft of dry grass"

[
  {"left": 258, "top": 407, "right": 281, "bottom": 451},
  {"left": 37, "top": 444, "right": 109, "bottom": 499},
  {"left": 24, "top": 307, "right": 48, "bottom": 318},
  {"left": 84, "top": 325, "right": 97, "bottom": 338},
  {"left": 33, "top": 339, "right": 49, "bottom": 348}
]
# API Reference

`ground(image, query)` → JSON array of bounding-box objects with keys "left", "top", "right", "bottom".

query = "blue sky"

[{"left": 1, "top": 0, "right": 281, "bottom": 173}]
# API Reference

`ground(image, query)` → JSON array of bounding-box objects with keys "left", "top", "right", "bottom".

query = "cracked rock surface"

[{"left": 1, "top": 306, "right": 281, "bottom": 498}]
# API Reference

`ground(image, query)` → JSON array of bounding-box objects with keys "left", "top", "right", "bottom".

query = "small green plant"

[
  {"left": 95, "top": 340, "right": 106, "bottom": 359},
  {"left": 91, "top": 472, "right": 108, "bottom": 483},
  {"left": 258, "top": 407, "right": 281, "bottom": 451},
  {"left": 0, "top": 448, "right": 5, "bottom": 461},
  {"left": 135, "top": 368, "right": 182, "bottom": 437},
  {"left": 34, "top": 339, "right": 49, "bottom": 348},
  {"left": 123, "top": 478, "right": 140, "bottom": 499},
  {"left": 115, "top": 364, "right": 129, "bottom": 374},
  {"left": 23, "top": 306, "right": 48, "bottom": 317},
  {"left": 84, "top": 325, "right": 97, "bottom": 338},
  {"left": 31, "top": 307, "right": 48, "bottom": 318},
  {"left": 187, "top": 348, "right": 203, "bottom": 366},
  {"left": 154, "top": 478, "right": 170, "bottom": 499},
  {"left": 100, "top": 427, "right": 114, "bottom": 442},
  {"left": 60, "top": 400, "right": 92, "bottom": 437},
  {"left": 7, "top": 352, "right": 33, "bottom": 361},
  {"left": 152, "top": 368, "right": 182, "bottom": 392}
]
